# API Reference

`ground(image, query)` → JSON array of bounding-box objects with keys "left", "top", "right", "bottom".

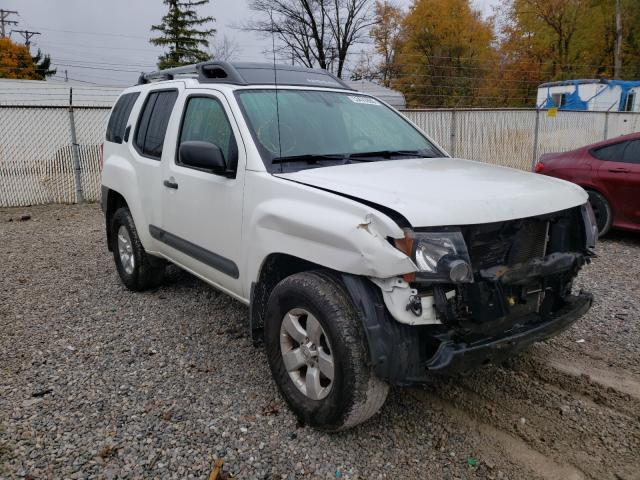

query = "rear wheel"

[
  {"left": 587, "top": 190, "right": 612, "bottom": 236},
  {"left": 264, "top": 271, "right": 388, "bottom": 431},
  {"left": 111, "top": 207, "right": 165, "bottom": 291}
]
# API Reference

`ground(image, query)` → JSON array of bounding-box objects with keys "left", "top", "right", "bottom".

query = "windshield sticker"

[{"left": 348, "top": 96, "right": 381, "bottom": 105}]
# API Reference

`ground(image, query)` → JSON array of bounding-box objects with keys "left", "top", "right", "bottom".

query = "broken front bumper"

[
  {"left": 341, "top": 273, "right": 592, "bottom": 386},
  {"left": 425, "top": 292, "right": 592, "bottom": 374}
]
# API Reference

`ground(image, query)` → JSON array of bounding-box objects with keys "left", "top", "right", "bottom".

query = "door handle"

[
  {"left": 608, "top": 167, "right": 629, "bottom": 173},
  {"left": 163, "top": 179, "right": 179, "bottom": 189}
]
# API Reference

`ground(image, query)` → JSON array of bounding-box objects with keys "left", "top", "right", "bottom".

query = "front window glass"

[
  {"left": 236, "top": 89, "right": 442, "bottom": 170},
  {"left": 179, "top": 97, "right": 238, "bottom": 170}
]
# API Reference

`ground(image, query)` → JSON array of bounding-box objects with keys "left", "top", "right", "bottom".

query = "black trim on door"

[
  {"left": 149, "top": 225, "right": 239, "bottom": 279},
  {"left": 133, "top": 88, "right": 179, "bottom": 161}
]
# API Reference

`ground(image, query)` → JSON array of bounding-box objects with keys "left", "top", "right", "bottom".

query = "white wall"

[{"left": 0, "top": 79, "right": 122, "bottom": 107}]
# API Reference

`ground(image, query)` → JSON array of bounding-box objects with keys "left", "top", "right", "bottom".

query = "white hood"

[{"left": 275, "top": 157, "right": 588, "bottom": 227}]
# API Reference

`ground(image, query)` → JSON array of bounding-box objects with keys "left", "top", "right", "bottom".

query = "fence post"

[
  {"left": 532, "top": 108, "right": 540, "bottom": 169},
  {"left": 449, "top": 109, "right": 457, "bottom": 157},
  {"left": 68, "top": 87, "right": 85, "bottom": 203}
]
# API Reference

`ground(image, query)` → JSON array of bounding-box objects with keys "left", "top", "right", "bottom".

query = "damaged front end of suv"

[{"left": 345, "top": 203, "right": 597, "bottom": 385}]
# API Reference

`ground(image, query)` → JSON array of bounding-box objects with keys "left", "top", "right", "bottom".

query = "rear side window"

[
  {"left": 622, "top": 140, "right": 640, "bottom": 164},
  {"left": 106, "top": 92, "right": 139, "bottom": 143},
  {"left": 135, "top": 90, "right": 178, "bottom": 159},
  {"left": 591, "top": 141, "right": 627, "bottom": 161}
]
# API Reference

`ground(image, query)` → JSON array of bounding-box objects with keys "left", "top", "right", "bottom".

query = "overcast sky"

[{"left": 2, "top": 0, "right": 497, "bottom": 86}]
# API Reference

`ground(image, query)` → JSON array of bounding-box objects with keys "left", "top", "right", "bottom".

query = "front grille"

[
  {"left": 508, "top": 220, "right": 549, "bottom": 264},
  {"left": 466, "top": 218, "right": 549, "bottom": 271}
]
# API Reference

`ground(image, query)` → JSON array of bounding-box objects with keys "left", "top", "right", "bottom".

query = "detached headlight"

[{"left": 398, "top": 230, "right": 474, "bottom": 283}]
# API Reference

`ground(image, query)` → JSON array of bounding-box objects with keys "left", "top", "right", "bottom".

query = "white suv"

[{"left": 101, "top": 61, "right": 597, "bottom": 430}]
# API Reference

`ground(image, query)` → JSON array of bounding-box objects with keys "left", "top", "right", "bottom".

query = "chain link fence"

[
  {"left": 0, "top": 106, "right": 110, "bottom": 207},
  {"left": 0, "top": 105, "right": 638, "bottom": 207},
  {"left": 403, "top": 109, "right": 640, "bottom": 170}
]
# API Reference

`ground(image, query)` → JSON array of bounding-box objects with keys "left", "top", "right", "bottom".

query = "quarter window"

[
  {"left": 106, "top": 92, "right": 139, "bottom": 144},
  {"left": 622, "top": 140, "right": 640, "bottom": 164},
  {"left": 178, "top": 96, "right": 238, "bottom": 172},
  {"left": 135, "top": 90, "right": 178, "bottom": 159},
  {"left": 591, "top": 141, "right": 627, "bottom": 161}
]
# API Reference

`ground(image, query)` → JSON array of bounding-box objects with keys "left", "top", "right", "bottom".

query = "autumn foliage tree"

[
  {"left": 494, "top": 0, "right": 640, "bottom": 106},
  {"left": 0, "top": 38, "right": 39, "bottom": 80},
  {"left": 392, "top": 0, "right": 497, "bottom": 107},
  {"left": 369, "top": 1, "right": 403, "bottom": 86}
]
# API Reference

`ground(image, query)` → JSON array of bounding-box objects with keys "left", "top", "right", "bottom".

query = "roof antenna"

[{"left": 269, "top": 9, "right": 283, "bottom": 172}]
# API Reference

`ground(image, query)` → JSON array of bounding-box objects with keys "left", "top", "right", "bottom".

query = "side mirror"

[{"left": 179, "top": 140, "right": 227, "bottom": 173}]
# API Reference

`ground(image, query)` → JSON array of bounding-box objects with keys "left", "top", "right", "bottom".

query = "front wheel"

[
  {"left": 587, "top": 190, "right": 613, "bottom": 236},
  {"left": 264, "top": 271, "right": 389, "bottom": 431}
]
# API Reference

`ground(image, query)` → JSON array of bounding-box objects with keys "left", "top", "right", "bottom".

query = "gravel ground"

[{"left": 1, "top": 204, "right": 638, "bottom": 480}]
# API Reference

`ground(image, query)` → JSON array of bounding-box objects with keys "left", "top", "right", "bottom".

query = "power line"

[
  {"left": 0, "top": 9, "right": 18, "bottom": 38},
  {"left": 28, "top": 26, "right": 150, "bottom": 40},
  {"left": 12, "top": 29, "right": 41, "bottom": 47}
]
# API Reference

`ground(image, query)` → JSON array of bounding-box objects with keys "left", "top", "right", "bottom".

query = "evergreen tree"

[
  {"left": 150, "top": 0, "right": 216, "bottom": 69},
  {"left": 31, "top": 49, "right": 56, "bottom": 80}
]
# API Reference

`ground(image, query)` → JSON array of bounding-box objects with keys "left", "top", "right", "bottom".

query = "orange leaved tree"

[{"left": 0, "top": 37, "right": 39, "bottom": 80}]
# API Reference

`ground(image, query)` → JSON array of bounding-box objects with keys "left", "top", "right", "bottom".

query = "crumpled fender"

[{"left": 243, "top": 172, "right": 417, "bottom": 295}]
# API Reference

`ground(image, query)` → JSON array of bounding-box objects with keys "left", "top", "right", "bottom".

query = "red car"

[{"left": 535, "top": 132, "right": 640, "bottom": 235}]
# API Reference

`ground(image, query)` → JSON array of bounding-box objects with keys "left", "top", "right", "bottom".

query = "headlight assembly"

[{"left": 397, "top": 230, "right": 473, "bottom": 283}]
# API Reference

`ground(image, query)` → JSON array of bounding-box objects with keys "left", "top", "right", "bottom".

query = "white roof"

[
  {"left": 0, "top": 79, "right": 122, "bottom": 107},
  {"left": 0, "top": 77, "right": 407, "bottom": 109},
  {"left": 344, "top": 80, "right": 406, "bottom": 108}
]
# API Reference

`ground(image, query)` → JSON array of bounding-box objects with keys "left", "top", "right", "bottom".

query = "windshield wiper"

[
  {"left": 271, "top": 153, "right": 348, "bottom": 164},
  {"left": 348, "top": 150, "right": 426, "bottom": 159},
  {"left": 272, "top": 150, "right": 429, "bottom": 165}
]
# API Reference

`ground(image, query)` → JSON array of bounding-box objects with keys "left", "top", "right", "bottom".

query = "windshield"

[{"left": 235, "top": 89, "right": 443, "bottom": 171}]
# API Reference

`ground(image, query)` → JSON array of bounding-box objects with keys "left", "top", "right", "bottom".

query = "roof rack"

[{"left": 137, "top": 61, "right": 354, "bottom": 91}]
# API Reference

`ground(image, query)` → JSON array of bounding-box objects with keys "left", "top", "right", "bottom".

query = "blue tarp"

[{"left": 543, "top": 80, "right": 640, "bottom": 111}]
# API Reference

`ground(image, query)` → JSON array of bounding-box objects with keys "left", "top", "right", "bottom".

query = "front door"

[{"left": 158, "top": 90, "right": 246, "bottom": 298}]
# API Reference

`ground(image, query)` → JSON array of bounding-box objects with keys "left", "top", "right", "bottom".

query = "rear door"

[
  {"left": 157, "top": 89, "right": 246, "bottom": 298},
  {"left": 593, "top": 140, "right": 628, "bottom": 222},
  {"left": 617, "top": 140, "right": 640, "bottom": 223},
  {"left": 129, "top": 87, "right": 181, "bottom": 243}
]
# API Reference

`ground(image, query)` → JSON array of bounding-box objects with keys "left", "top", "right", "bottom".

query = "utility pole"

[
  {"left": 0, "top": 9, "right": 18, "bottom": 38},
  {"left": 13, "top": 29, "right": 41, "bottom": 47},
  {"left": 614, "top": 0, "right": 622, "bottom": 79}
]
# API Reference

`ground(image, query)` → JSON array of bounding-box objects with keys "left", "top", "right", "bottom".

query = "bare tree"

[
  {"left": 349, "top": 50, "right": 379, "bottom": 80},
  {"left": 245, "top": 0, "right": 376, "bottom": 78},
  {"left": 209, "top": 34, "right": 241, "bottom": 61}
]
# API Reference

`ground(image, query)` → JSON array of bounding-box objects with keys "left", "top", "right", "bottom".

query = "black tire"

[
  {"left": 587, "top": 190, "right": 613, "bottom": 236},
  {"left": 264, "top": 271, "right": 388, "bottom": 431},
  {"left": 111, "top": 207, "right": 165, "bottom": 291}
]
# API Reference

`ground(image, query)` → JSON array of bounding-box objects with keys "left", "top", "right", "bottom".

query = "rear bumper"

[{"left": 425, "top": 292, "right": 592, "bottom": 375}]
